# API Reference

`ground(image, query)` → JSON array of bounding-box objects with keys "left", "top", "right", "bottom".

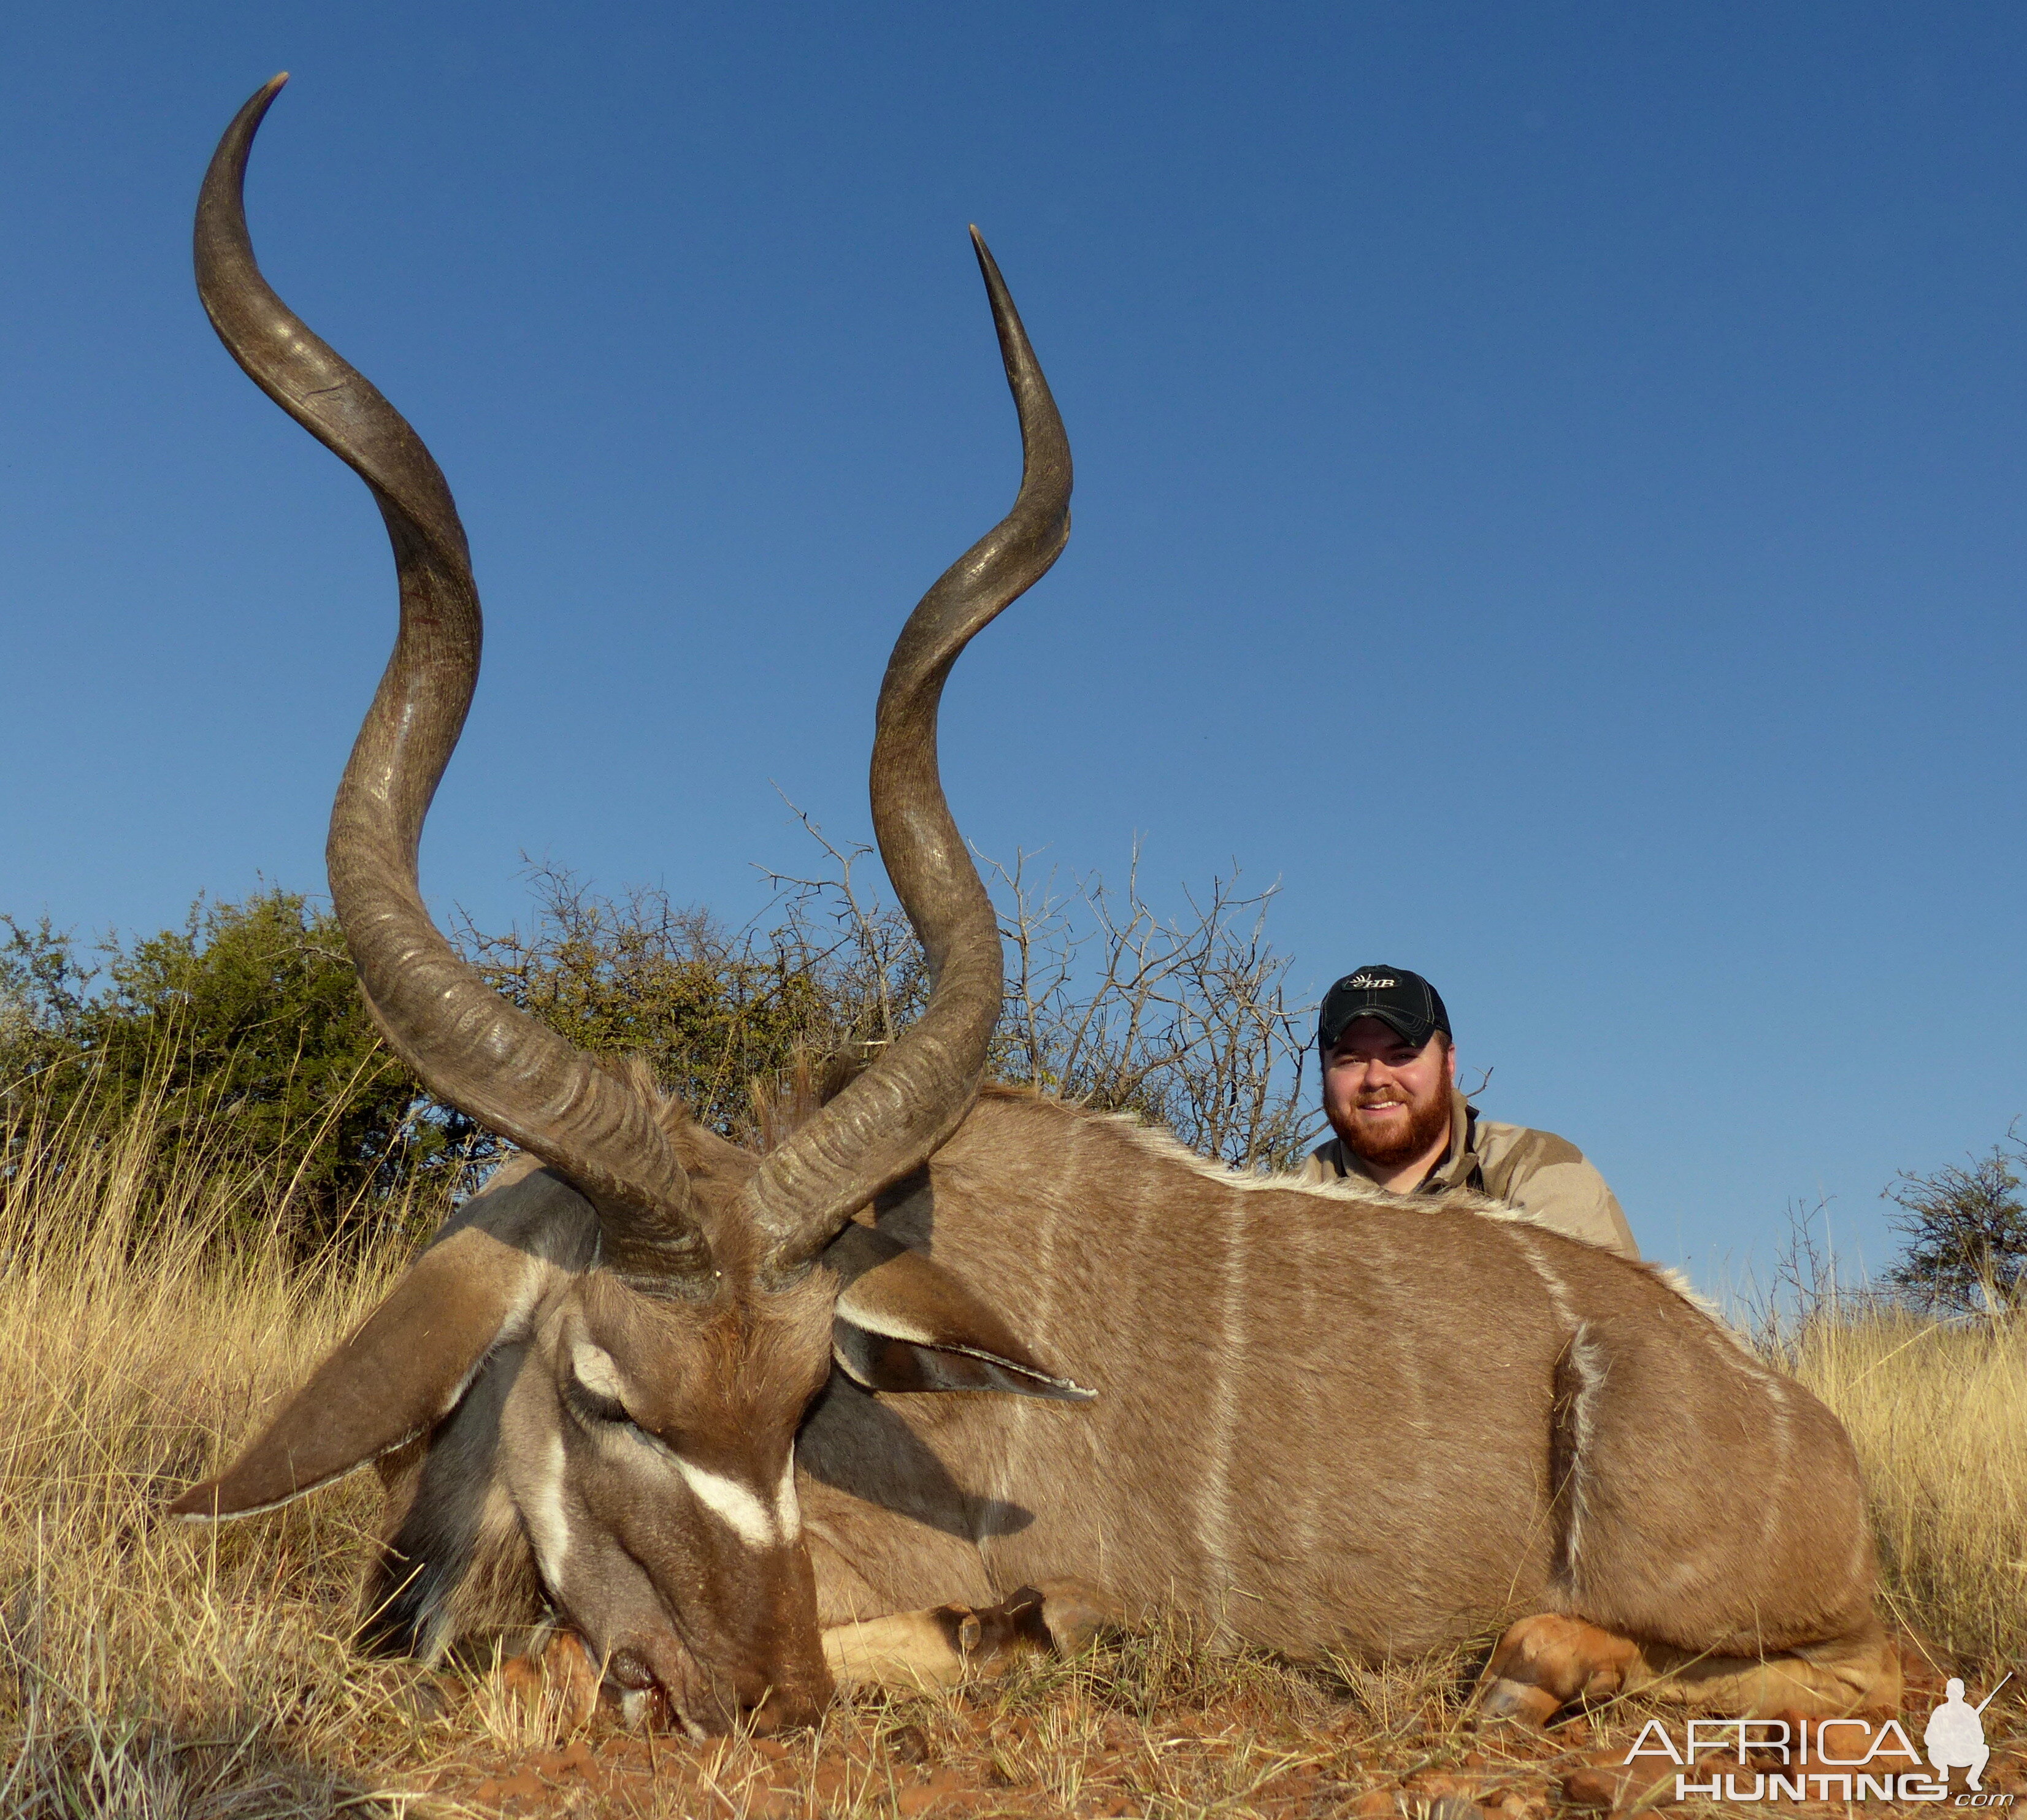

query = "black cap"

[{"left": 1318, "top": 965, "right": 1451, "bottom": 1052}]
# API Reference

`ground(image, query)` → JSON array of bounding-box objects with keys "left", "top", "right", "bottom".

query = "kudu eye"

[
  {"left": 565, "top": 1378, "right": 634, "bottom": 1428},
  {"left": 565, "top": 1339, "right": 638, "bottom": 1428}
]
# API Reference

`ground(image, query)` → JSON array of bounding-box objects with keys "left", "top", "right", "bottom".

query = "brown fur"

[
  {"left": 196, "top": 1081, "right": 1894, "bottom": 1726},
  {"left": 792, "top": 1092, "right": 1890, "bottom": 1710},
  {"left": 182, "top": 1067, "right": 1897, "bottom": 1726}
]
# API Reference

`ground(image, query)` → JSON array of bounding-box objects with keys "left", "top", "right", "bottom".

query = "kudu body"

[{"left": 174, "top": 78, "right": 1898, "bottom": 1734}]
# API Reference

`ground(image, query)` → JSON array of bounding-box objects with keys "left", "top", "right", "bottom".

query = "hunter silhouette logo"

[
  {"left": 1928, "top": 1675, "right": 2010, "bottom": 1793},
  {"left": 1624, "top": 1677, "right": 2015, "bottom": 1804}
]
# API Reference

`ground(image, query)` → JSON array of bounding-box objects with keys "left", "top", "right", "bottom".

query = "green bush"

[
  {"left": 2, "top": 849, "right": 1317, "bottom": 1255},
  {"left": 458, "top": 861, "right": 924, "bottom": 1149},
  {"left": 0, "top": 870, "right": 925, "bottom": 1251},
  {"left": 2, "top": 892, "right": 457, "bottom": 1247}
]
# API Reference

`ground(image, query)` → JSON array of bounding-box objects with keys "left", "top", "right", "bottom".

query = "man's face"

[{"left": 1322, "top": 1016, "right": 1457, "bottom": 1168}]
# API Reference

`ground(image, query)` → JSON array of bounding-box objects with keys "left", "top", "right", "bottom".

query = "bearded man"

[{"left": 1295, "top": 966, "right": 1639, "bottom": 1258}]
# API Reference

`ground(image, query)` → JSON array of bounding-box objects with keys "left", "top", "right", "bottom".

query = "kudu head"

[{"left": 168, "top": 76, "right": 1084, "bottom": 1735}]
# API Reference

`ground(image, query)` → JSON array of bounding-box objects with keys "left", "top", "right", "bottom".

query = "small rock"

[
  {"left": 1560, "top": 1757, "right": 1674, "bottom": 1810},
  {"left": 1558, "top": 1767, "right": 1619, "bottom": 1810}
]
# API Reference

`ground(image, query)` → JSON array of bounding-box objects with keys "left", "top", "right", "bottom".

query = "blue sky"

[{"left": 4, "top": 4, "right": 2023, "bottom": 1291}]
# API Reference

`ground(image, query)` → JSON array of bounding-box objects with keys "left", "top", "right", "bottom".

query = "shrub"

[
  {"left": 3, "top": 841, "right": 1321, "bottom": 1256},
  {"left": 1883, "top": 1125, "right": 2027, "bottom": 1315},
  {"left": 1, "top": 893, "right": 461, "bottom": 1248}
]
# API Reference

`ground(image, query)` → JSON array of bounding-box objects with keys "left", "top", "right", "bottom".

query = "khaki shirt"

[{"left": 1296, "top": 1088, "right": 1638, "bottom": 1259}]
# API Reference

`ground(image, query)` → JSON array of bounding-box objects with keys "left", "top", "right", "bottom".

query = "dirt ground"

[{"left": 364, "top": 1629, "right": 2021, "bottom": 1820}]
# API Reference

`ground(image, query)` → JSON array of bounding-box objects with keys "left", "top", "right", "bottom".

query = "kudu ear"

[
  {"left": 824, "top": 1225, "right": 1095, "bottom": 1402},
  {"left": 168, "top": 1157, "right": 592, "bottom": 1519}
]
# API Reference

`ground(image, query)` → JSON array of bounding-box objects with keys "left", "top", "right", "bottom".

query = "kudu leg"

[
  {"left": 1477, "top": 1612, "right": 1901, "bottom": 1722},
  {"left": 822, "top": 1581, "right": 1120, "bottom": 1693}
]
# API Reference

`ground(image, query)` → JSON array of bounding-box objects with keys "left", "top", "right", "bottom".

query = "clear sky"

[{"left": 4, "top": 4, "right": 2023, "bottom": 1294}]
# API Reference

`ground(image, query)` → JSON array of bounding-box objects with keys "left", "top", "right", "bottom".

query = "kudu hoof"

[
  {"left": 1474, "top": 1612, "right": 1638, "bottom": 1726},
  {"left": 927, "top": 1586, "right": 1056, "bottom": 1667},
  {"left": 947, "top": 1580, "right": 1124, "bottom": 1667},
  {"left": 1475, "top": 1676, "right": 1565, "bottom": 1727},
  {"left": 1036, "top": 1578, "right": 1125, "bottom": 1654}
]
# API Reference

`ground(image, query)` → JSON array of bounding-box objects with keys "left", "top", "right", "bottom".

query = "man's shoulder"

[
  {"left": 1471, "top": 1117, "right": 1588, "bottom": 1177},
  {"left": 1294, "top": 1139, "right": 1344, "bottom": 1185},
  {"left": 1469, "top": 1115, "right": 1639, "bottom": 1260}
]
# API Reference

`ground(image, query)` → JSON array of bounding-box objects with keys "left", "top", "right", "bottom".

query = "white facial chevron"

[
  {"left": 673, "top": 1458, "right": 778, "bottom": 1549},
  {"left": 572, "top": 1338, "right": 798, "bottom": 1551}
]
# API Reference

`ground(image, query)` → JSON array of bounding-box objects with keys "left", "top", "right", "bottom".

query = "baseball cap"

[{"left": 1318, "top": 965, "right": 1451, "bottom": 1052}]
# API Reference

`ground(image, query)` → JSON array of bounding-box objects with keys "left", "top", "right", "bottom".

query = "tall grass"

[
  {"left": 0, "top": 1056, "right": 2014, "bottom": 1814},
  {"left": 1786, "top": 1306, "right": 2027, "bottom": 1672},
  {"left": 0, "top": 1063, "right": 443, "bottom": 1816}
]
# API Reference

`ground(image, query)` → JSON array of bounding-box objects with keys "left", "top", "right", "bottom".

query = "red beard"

[{"left": 1343, "top": 1080, "right": 1452, "bottom": 1171}]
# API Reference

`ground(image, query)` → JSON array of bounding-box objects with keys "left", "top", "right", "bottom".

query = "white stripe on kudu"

[
  {"left": 675, "top": 1458, "right": 779, "bottom": 1550},
  {"left": 775, "top": 1455, "right": 802, "bottom": 1542},
  {"left": 578, "top": 1374, "right": 790, "bottom": 1551},
  {"left": 524, "top": 1429, "right": 573, "bottom": 1584}
]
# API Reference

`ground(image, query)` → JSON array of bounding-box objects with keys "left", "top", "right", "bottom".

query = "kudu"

[{"left": 174, "top": 77, "right": 1900, "bottom": 1736}]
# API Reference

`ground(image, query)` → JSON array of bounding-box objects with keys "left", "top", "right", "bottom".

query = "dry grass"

[
  {"left": 0, "top": 1081, "right": 437, "bottom": 1816},
  {"left": 1788, "top": 1306, "right": 2027, "bottom": 1673},
  {"left": 0, "top": 1077, "right": 2020, "bottom": 1816}
]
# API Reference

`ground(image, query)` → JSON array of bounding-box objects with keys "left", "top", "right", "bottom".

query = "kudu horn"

[
  {"left": 740, "top": 230, "right": 1073, "bottom": 1272},
  {"left": 195, "top": 75, "right": 709, "bottom": 1285}
]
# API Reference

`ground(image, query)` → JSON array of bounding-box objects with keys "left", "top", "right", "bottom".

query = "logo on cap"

[{"left": 1317, "top": 965, "right": 1452, "bottom": 1052}]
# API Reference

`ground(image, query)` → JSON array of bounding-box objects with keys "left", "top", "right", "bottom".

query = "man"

[{"left": 1297, "top": 965, "right": 1639, "bottom": 1258}]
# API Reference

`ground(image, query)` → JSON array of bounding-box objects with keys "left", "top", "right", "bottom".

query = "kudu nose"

[
  {"left": 611, "top": 1635, "right": 829, "bottom": 1737},
  {"left": 743, "top": 1673, "right": 829, "bottom": 1735},
  {"left": 742, "top": 1692, "right": 805, "bottom": 1736}
]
